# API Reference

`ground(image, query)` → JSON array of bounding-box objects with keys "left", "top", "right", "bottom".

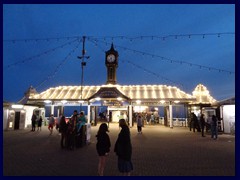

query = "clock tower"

[{"left": 105, "top": 43, "right": 119, "bottom": 84}]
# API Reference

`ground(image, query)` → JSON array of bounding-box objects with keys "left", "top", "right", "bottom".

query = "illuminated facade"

[{"left": 18, "top": 44, "right": 217, "bottom": 128}]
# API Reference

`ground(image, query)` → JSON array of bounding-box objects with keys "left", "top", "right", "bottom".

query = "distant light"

[
  {"left": 174, "top": 101, "right": 180, "bottom": 103},
  {"left": 155, "top": 107, "right": 158, "bottom": 111},
  {"left": 44, "top": 100, "right": 51, "bottom": 103},
  {"left": 117, "top": 97, "right": 122, "bottom": 101},
  {"left": 95, "top": 97, "right": 101, "bottom": 101},
  {"left": 11, "top": 104, "right": 23, "bottom": 109},
  {"left": 9, "top": 122, "right": 13, "bottom": 128},
  {"left": 160, "top": 100, "right": 165, "bottom": 104},
  {"left": 136, "top": 100, "right": 141, "bottom": 104},
  {"left": 61, "top": 100, "right": 67, "bottom": 104},
  {"left": 78, "top": 100, "right": 84, "bottom": 103}
]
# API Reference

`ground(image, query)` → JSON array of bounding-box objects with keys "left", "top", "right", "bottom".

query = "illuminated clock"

[{"left": 107, "top": 54, "right": 116, "bottom": 63}]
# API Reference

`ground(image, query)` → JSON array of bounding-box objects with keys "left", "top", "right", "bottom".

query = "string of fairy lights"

[
  {"left": 88, "top": 38, "right": 183, "bottom": 87},
  {"left": 35, "top": 39, "right": 82, "bottom": 90},
  {"left": 3, "top": 32, "right": 234, "bottom": 90},
  {"left": 5, "top": 38, "right": 80, "bottom": 69},
  {"left": 3, "top": 32, "right": 234, "bottom": 43},
  {"left": 123, "top": 60, "right": 184, "bottom": 88},
  {"left": 88, "top": 37, "right": 235, "bottom": 74}
]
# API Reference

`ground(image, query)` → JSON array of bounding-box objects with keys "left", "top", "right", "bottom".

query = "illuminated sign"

[
  {"left": 98, "top": 90, "right": 119, "bottom": 98},
  {"left": 90, "top": 87, "right": 130, "bottom": 100},
  {"left": 103, "top": 101, "right": 122, "bottom": 106}
]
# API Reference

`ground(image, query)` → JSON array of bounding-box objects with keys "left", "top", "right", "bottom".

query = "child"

[{"left": 96, "top": 123, "right": 111, "bottom": 176}]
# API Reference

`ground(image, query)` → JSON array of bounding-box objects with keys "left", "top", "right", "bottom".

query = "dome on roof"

[
  {"left": 192, "top": 84, "right": 216, "bottom": 104},
  {"left": 24, "top": 85, "right": 38, "bottom": 97}
]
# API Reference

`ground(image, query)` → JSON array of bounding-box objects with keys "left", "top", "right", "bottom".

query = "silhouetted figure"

[
  {"left": 211, "top": 115, "right": 218, "bottom": 140},
  {"left": 200, "top": 114, "right": 206, "bottom": 137},
  {"left": 59, "top": 115, "right": 68, "bottom": 149},
  {"left": 37, "top": 116, "right": 43, "bottom": 131},
  {"left": 76, "top": 111, "right": 87, "bottom": 148},
  {"left": 191, "top": 113, "right": 200, "bottom": 132},
  {"left": 136, "top": 115, "right": 143, "bottom": 134},
  {"left": 114, "top": 119, "right": 133, "bottom": 176},
  {"left": 67, "top": 110, "right": 78, "bottom": 150},
  {"left": 96, "top": 123, "right": 111, "bottom": 176},
  {"left": 31, "top": 112, "right": 37, "bottom": 131}
]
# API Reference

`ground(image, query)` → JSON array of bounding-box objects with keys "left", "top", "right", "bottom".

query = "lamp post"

[{"left": 78, "top": 36, "right": 90, "bottom": 112}]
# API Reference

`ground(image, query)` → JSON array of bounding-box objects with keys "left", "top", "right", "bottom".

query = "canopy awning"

[{"left": 27, "top": 84, "right": 196, "bottom": 103}]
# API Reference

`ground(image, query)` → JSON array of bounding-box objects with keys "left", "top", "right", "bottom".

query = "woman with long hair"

[{"left": 96, "top": 123, "right": 111, "bottom": 176}]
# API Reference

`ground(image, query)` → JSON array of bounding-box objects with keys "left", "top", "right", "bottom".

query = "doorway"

[{"left": 14, "top": 111, "right": 20, "bottom": 130}]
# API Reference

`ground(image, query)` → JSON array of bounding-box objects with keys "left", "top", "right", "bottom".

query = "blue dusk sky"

[{"left": 3, "top": 4, "right": 235, "bottom": 102}]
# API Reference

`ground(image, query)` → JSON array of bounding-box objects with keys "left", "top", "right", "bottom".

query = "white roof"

[
  {"left": 29, "top": 84, "right": 196, "bottom": 103},
  {"left": 191, "top": 84, "right": 217, "bottom": 104}
]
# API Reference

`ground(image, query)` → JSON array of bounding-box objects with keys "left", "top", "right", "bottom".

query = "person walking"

[
  {"left": 31, "top": 112, "right": 37, "bottom": 131},
  {"left": 96, "top": 123, "right": 111, "bottom": 176},
  {"left": 48, "top": 114, "right": 55, "bottom": 135},
  {"left": 150, "top": 113, "right": 155, "bottom": 125},
  {"left": 37, "top": 116, "right": 43, "bottom": 131},
  {"left": 114, "top": 119, "right": 133, "bottom": 176},
  {"left": 136, "top": 115, "right": 143, "bottom": 134},
  {"left": 59, "top": 115, "right": 68, "bottom": 149},
  {"left": 200, "top": 114, "right": 206, "bottom": 137}
]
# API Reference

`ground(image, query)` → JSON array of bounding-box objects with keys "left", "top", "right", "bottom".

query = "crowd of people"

[
  {"left": 30, "top": 110, "right": 221, "bottom": 176},
  {"left": 31, "top": 111, "right": 133, "bottom": 176},
  {"left": 31, "top": 112, "right": 43, "bottom": 131},
  {"left": 31, "top": 110, "right": 87, "bottom": 150},
  {"left": 58, "top": 110, "right": 87, "bottom": 150},
  {"left": 189, "top": 112, "right": 219, "bottom": 140}
]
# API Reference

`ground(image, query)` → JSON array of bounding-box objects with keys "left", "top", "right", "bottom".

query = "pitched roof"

[
  {"left": 191, "top": 84, "right": 216, "bottom": 104},
  {"left": 28, "top": 84, "right": 196, "bottom": 103}
]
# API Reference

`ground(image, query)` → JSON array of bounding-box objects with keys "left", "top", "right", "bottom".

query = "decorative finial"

[{"left": 110, "top": 43, "right": 114, "bottom": 50}]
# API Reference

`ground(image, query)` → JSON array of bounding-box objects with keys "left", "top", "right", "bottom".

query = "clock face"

[{"left": 107, "top": 54, "right": 116, "bottom": 62}]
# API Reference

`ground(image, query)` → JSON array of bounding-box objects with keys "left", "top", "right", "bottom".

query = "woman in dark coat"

[
  {"left": 96, "top": 123, "right": 111, "bottom": 176},
  {"left": 114, "top": 119, "right": 133, "bottom": 176}
]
